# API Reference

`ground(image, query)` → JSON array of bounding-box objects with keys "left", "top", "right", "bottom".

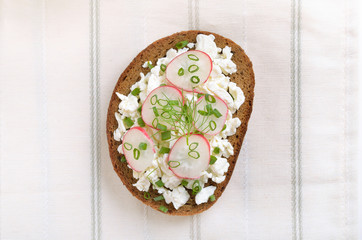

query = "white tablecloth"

[{"left": 0, "top": 0, "right": 359, "bottom": 239}]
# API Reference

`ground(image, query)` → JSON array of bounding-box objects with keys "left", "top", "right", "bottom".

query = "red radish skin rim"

[
  {"left": 122, "top": 126, "right": 156, "bottom": 172},
  {"left": 193, "top": 95, "right": 229, "bottom": 136},
  {"left": 166, "top": 134, "right": 211, "bottom": 180},
  {"left": 165, "top": 50, "right": 213, "bottom": 92},
  {"left": 141, "top": 85, "right": 184, "bottom": 130}
]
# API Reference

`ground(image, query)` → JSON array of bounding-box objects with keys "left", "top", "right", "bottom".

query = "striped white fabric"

[{"left": 0, "top": 0, "right": 359, "bottom": 239}]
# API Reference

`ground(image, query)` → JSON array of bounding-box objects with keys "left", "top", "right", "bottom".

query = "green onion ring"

[{"left": 124, "top": 142, "right": 132, "bottom": 150}]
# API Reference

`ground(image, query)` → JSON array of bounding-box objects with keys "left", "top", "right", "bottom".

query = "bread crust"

[{"left": 106, "top": 30, "right": 255, "bottom": 215}]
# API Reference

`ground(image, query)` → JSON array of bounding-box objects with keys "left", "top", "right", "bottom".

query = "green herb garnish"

[
  {"left": 181, "top": 180, "right": 188, "bottom": 187},
  {"left": 155, "top": 180, "right": 164, "bottom": 187},
  {"left": 137, "top": 117, "right": 145, "bottom": 127},
  {"left": 133, "top": 148, "right": 140, "bottom": 160},
  {"left": 121, "top": 156, "right": 127, "bottom": 163},
  {"left": 213, "top": 147, "right": 220, "bottom": 155},
  {"left": 123, "top": 117, "right": 134, "bottom": 128},
  {"left": 210, "top": 155, "right": 217, "bottom": 165},
  {"left": 175, "top": 40, "right": 188, "bottom": 49},
  {"left": 144, "top": 192, "right": 150, "bottom": 200},
  {"left": 159, "top": 205, "right": 168, "bottom": 213},
  {"left": 188, "top": 64, "right": 199, "bottom": 73},
  {"left": 147, "top": 61, "right": 154, "bottom": 69},
  {"left": 178, "top": 68, "right": 184, "bottom": 76},
  {"left": 190, "top": 76, "right": 200, "bottom": 84},
  {"left": 168, "top": 161, "right": 180, "bottom": 168},
  {"left": 209, "top": 195, "right": 216, "bottom": 202},
  {"left": 154, "top": 195, "right": 165, "bottom": 201},
  {"left": 160, "top": 64, "right": 167, "bottom": 72},
  {"left": 161, "top": 131, "right": 171, "bottom": 140},
  {"left": 131, "top": 87, "right": 141, "bottom": 96},
  {"left": 192, "top": 180, "right": 201, "bottom": 195},
  {"left": 139, "top": 142, "right": 147, "bottom": 150},
  {"left": 188, "top": 54, "right": 199, "bottom": 61},
  {"left": 123, "top": 142, "right": 132, "bottom": 151},
  {"left": 159, "top": 147, "right": 170, "bottom": 154},
  {"left": 156, "top": 123, "right": 167, "bottom": 131}
]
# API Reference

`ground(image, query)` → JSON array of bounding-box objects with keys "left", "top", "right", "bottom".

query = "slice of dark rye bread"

[{"left": 106, "top": 30, "right": 255, "bottom": 216}]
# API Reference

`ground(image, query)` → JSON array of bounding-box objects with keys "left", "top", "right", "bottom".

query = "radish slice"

[
  {"left": 166, "top": 50, "right": 212, "bottom": 92},
  {"left": 122, "top": 127, "right": 155, "bottom": 172},
  {"left": 141, "top": 86, "right": 183, "bottom": 130},
  {"left": 194, "top": 94, "right": 228, "bottom": 135},
  {"left": 167, "top": 134, "right": 210, "bottom": 179}
]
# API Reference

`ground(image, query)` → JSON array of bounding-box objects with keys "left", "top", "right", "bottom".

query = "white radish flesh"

[
  {"left": 122, "top": 127, "right": 155, "bottom": 172},
  {"left": 141, "top": 86, "right": 183, "bottom": 130},
  {"left": 194, "top": 94, "right": 228, "bottom": 135},
  {"left": 166, "top": 50, "right": 212, "bottom": 92},
  {"left": 167, "top": 134, "right": 210, "bottom": 179}
]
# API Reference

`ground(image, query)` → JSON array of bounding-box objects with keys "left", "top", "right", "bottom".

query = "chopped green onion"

[
  {"left": 192, "top": 180, "right": 201, "bottom": 194},
  {"left": 222, "top": 124, "right": 227, "bottom": 131},
  {"left": 153, "top": 195, "right": 165, "bottom": 201},
  {"left": 181, "top": 180, "right": 188, "bottom": 187},
  {"left": 156, "top": 123, "right": 167, "bottom": 131},
  {"left": 162, "top": 105, "right": 172, "bottom": 112},
  {"left": 188, "top": 64, "right": 199, "bottom": 73},
  {"left": 161, "top": 111, "right": 171, "bottom": 119},
  {"left": 209, "top": 194, "right": 216, "bottom": 202},
  {"left": 189, "top": 142, "right": 199, "bottom": 151},
  {"left": 160, "top": 64, "right": 167, "bottom": 72},
  {"left": 137, "top": 117, "right": 145, "bottom": 127},
  {"left": 152, "top": 118, "right": 159, "bottom": 128},
  {"left": 121, "top": 156, "right": 127, "bottom": 163},
  {"left": 188, "top": 150, "right": 200, "bottom": 159},
  {"left": 206, "top": 104, "right": 213, "bottom": 115},
  {"left": 205, "top": 94, "right": 216, "bottom": 103},
  {"left": 158, "top": 99, "right": 168, "bottom": 106},
  {"left": 161, "top": 131, "right": 171, "bottom": 140},
  {"left": 213, "top": 147, "right": 220, "bottom": 154},
  {"left": 139, "top": 142, "right": 147, "bottom": 150},
  {"left": 155, "top": 180, "right": 164, "bottom": 187},
  {"left": 159, "top": 205, "right": 168, "bottom": 213},
  {"left": 152, "top": 107, "right": 159, "bottom": 116},
  {"left": 175, "top": 40, "right": 188, "bottom": 49},
  {"left": 213, "top": 108, "right": 222, "bottom": 118},
  {"left": 197, "top": 93, "right": 204, "bottom": 99},
  {"left": 147, "top": 61, "right": 154, "bottom": 69},
  {"left": 210, "top": 155, "right": 217, "bottom": 165},
  {"left": 168, "top": 161, "right": 180, "bottom": 168},
  {"left": 123, "top": 117, "right": 134, "bottom": 128},
  {"left": 198, "top": 110, "right": 208, "bottom": 116},
  {"left": 160, "top": 83, "right": 166, "bottom": 86},
  {"left": 169, "top": 100, "right": 179, "bottom": 106},
  {"left": 190, "top": 76, "right": 200, "bottom": 84},
  {"left": 144, "top": 192, "right": 150, "bottom": 200},
  {"left": 178, "top": 68, "right": 184, "bottom": 76},
  {"left": 133, "top": 148, "right": 140, "bottom": 160},
  {"left": 124, "top": 142, "right": 133, "bottom": 151},
  {"left": 150, "top": 95, "right": 158, "bottom": 105},
  {"left": 131, "top": 87, "right": 141, "bottom": 96},
  {"left": 188, "top": 54, "right": 199, "bottom": 61},
  {"left": 159, "top": 147, "right": 170, "bottom": 154},
  {"left": 209, "top": 120, "right": 216, "bottom": 131},
  {"left": 137, "top": 106, "right": 142, "bottom": 113}
]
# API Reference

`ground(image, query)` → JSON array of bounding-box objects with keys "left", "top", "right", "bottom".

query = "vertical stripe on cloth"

[
  {"left": 40, "top": 0, "right": 49, "bottom": 238},
  {"left": 89, "top": 0, "right": 101, "bottom": 239},
  {"left": 290, "top": 0, "right": 302, "bottom": 239},
  {"left": 188, "top": 0, "right": 199, "bottom": 30}
]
